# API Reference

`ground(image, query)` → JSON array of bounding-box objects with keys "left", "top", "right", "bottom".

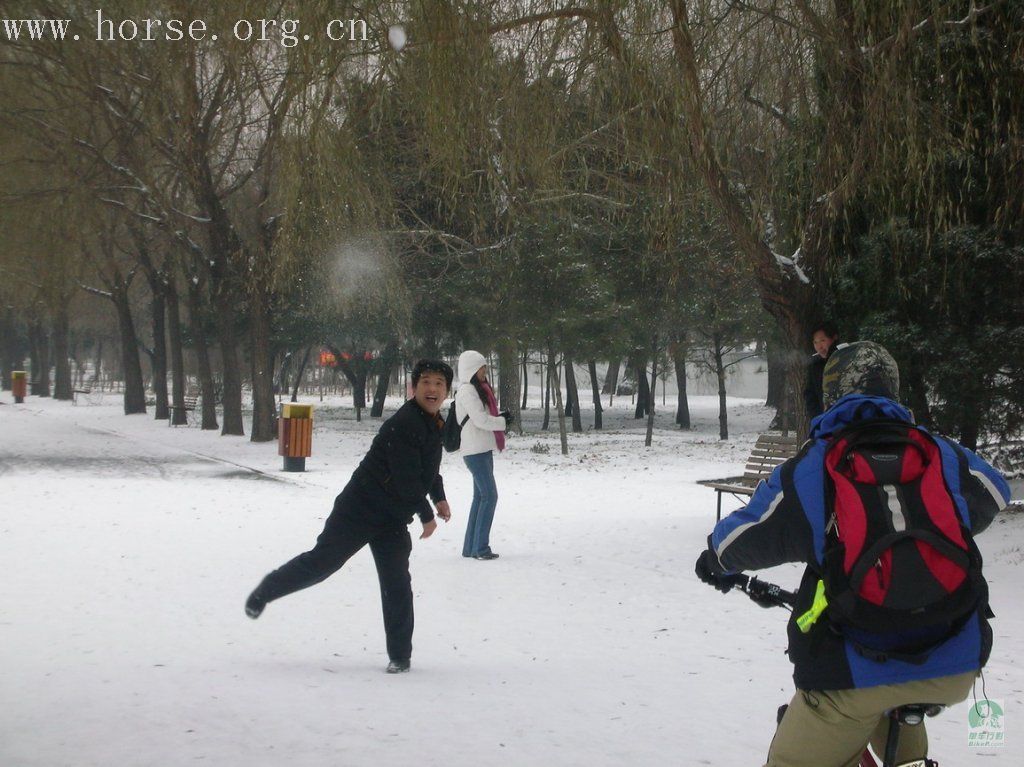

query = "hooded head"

[
  {"left": 458, "top": 350, "right": 487, "bottom": 385},
  {"left": 822, "top": 341, "right": 900, "bottom": 409}
]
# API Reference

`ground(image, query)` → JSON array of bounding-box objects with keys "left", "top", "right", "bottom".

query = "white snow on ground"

[{"left": 1, "top": 391, "right": 1021, "bottom": 766}]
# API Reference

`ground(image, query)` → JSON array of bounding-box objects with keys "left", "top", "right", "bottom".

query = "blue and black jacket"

[{"left": 709, "top": 394, "right": 1011, "bottom": 691}]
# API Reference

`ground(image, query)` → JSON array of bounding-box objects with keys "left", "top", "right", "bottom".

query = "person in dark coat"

[
  {"left": 803, "top": 321, "right": 840, "bottom": 421},
  {"left": 245, "top": 359, "right": 454, "bottom": 674},
  {"left": 696, "top": 342, "right": 1011, "bottom": 766}
]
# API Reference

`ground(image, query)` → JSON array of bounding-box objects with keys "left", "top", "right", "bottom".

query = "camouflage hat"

[{"left": 822, "top": 341, "right": 900, "bottom": 408}]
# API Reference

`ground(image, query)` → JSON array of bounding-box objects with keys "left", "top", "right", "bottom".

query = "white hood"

[{"left": 458, "top": 350, "right": 487, "bottom": 385}]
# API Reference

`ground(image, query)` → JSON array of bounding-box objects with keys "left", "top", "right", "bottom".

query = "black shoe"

[
  {"left": 386, "top": 659, "right": 410, "bottom": 674},
  {"left": 473, "top": 552, "right": 499, "bottom": 560},
  {"left": 245, "top": 590, "right": 266, "bottom": 619}
]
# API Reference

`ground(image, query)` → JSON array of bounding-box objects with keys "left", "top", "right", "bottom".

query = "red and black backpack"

[{"left": 821, "top": 419, "right": 988, "bottom": 662}]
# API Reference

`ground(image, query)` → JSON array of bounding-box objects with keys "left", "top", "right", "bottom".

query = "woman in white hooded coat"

[{"left": 455, "top": 350, "right": 510, "bottom": 560}]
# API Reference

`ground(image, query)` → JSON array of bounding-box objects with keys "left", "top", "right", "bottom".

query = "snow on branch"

[
  {"left": 98, "top": 197, "right": 162, "bottom": 224},
  {"left": 170, "top": 207, "right": 212, "bottom": 224},
  {"left": 528, "top": 192, "right": 629, "bottom": 208},
  {"left": 79, "top": 283, "right": 113, "bottom": 299},
  {"left": 742, "top": 86, "right": 794, "bottom": 131},
  {"left": 772, "top": 246, "right": 811, "bottom": 284}
]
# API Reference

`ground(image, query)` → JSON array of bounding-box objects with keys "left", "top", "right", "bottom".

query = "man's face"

[
  {"left": 413, "top": 372, "right": 448, "bottom": 414},
  {"left": 813, "top": 330, "right": 836, "bottom": 358}
]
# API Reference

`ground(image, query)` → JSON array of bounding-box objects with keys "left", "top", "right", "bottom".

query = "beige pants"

[{"left": 766, "top": 670, "right": 977, "bottom": 767}]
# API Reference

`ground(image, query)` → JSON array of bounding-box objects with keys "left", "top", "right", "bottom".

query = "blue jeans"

[{"left": 462, "top": 451, "right": 498, "bottom": 557}]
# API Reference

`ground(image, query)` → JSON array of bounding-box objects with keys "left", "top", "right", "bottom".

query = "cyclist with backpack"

[
  {"left": 454, "top": 350, "right": 512, "bottom": 560},
  {"left": 695, "top": 341, "right": 1011, "bottom": 766}
]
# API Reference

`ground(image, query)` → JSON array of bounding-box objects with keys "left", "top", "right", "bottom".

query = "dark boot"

[
  {"left": 386, "top": 659, "right": 410, "bottom": 674},
  {"left": 245, "top": 588, "right": 266, "bottom": 619}
]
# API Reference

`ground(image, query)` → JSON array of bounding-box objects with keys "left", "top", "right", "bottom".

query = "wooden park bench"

[
  {"left": 169, "top": 390, "right": 200, "bottom": 426},
  {"left": 698, "top": 432, "right": 801, "bottom": 521},
  {"left": 72, "top": 377, "right": 100, "bottom": 405}
]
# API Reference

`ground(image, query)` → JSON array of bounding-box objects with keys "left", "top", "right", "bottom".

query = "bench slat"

[
  {"left": 751, "top": 448, "right": 796, "bottom": 456},
  {"left": 755, "top": 434, "right": 798, "bottom": 443}
]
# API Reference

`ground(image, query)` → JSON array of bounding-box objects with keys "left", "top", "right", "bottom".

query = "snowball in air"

[{"left": 388, "top": 25, "right": 407, "bottom": 52}]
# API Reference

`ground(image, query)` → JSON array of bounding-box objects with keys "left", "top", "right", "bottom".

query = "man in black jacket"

[
  {"left": 245, "top": 359, "right": 453, "bottom": 674},
  {"left": 802, "top": 321, "right": 839, "bottom": 421}
]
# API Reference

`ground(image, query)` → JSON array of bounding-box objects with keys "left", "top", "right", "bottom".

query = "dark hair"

[
  {"left": 411, "top": 359, "right": 453, "bottom": 390},
  {"left": 810, "top": 321, "right": 839, "bottom": 340},
  {"left": 471, "top": 374, "right": 489, "bottom": 405}
]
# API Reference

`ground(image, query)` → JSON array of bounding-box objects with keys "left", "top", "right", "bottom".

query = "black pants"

[{"left": 256, "top": 485, "right": 415, "bottom": 661}]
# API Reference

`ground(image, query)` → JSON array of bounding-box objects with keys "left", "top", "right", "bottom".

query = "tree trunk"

[
  {"left": 249, "top": 294, "right": 276, "bottom": 442},
  {"left": 673, "top": 343, "right": 691, "bottom": 429},
  {"left": 588, "top": 359, "right": 603, "bottom": 430},
  {"left": 354, "top": 368, "right": 367, "bottom": 414},
  {"left": 765, "top": 337, "right": 785, "bottom": 408},
  {"left": 548, "top": 346, "right": 569, "bottom": 455},
  {"left": 92, "top": 339, "right": 103, "bottom": 388},
  {"left": 215, "top": 299, "right": 245, "bottom": 436},
  {"left": 713, "top": 334, "right": 728, "bottom": 440},
  {"left": 165, "top": 284, "right": 187, "bottom": 425},
  {"left": 150, "top": 290, "right": 170, "bottom": 420},
  {"left": 335, "top": 353, "right": 369, "bottom": 420},
  {"left": 291, "top": 346, "right": 312, "bottom": 402},
  {"left": 112, "top": 286, "right": 147, "bottom": 415},
  {"left": 789, "top": 356, "right": 809, "bottom": 438},
  {"left": 371, "top": 342, "right": 399, "bottom": 417},
  {"left": 645, "top": 336, "right": 659, "bottom": 447},
  {"left": 602, "top": 358, "right": 620, "bottom": 396},
  {"left": 521, "top": 351, "right": 529, "bottom": 409},
  {"left": 542, "top": 352, "right": 552, "bottom": 430},
  {"left": 563, "top": 354, "right": 582, "bottom": 433},
  {"left": 498, "top": 343, "right": 521, "bottom": 433},
  {"left": 186, "top": 279, "right": 218, "bottom": 430},
  {"left": 767, "top": 334, "right": 800, "bottom": 432},
  {"left": 28, "top": 320, "right": 50, "bottom": 396},
  {"left": 276, "top": 350, "right": 292, "bottom": 396},
  {"left": 960, "top": 413, "right": 981, "bottom": 452},
  {"left": 634, "top": 357, "right": 650, "bottom": 419},
  {"left": 52, "top": 307, "right": 72, "bottom": 400}
]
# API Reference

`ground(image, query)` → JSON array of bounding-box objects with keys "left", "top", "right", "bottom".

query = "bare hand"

[
  {"left": 435, "top": 500, "right": 451, "bottom": 522},
  {"left": 420, "top": 518, "right": 438, "bottom": 539}
]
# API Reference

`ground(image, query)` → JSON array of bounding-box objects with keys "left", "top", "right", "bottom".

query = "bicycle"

[{"left": 734, "top": 574, "right": 944, "bottom": 767}]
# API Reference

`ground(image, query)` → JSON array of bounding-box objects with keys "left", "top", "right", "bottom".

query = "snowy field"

[{"left": 1, "top": 390, "right": 1021, "bottom": 766}]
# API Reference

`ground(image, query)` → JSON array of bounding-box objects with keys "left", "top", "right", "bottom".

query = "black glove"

[
  {"left": 499, "top": 409, "right": 513, "bottom": 427},
  {"left": 695, "top": 550, "right": 744, "bottom": 594}
]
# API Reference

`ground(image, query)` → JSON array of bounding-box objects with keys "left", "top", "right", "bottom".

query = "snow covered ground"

[{"left": 1, "top": 391, "right": 1021, "bottom": 766}]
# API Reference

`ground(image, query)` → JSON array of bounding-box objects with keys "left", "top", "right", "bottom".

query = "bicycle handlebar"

[{"left": 735, "top": 574, "right": 798, "bottom": 608}]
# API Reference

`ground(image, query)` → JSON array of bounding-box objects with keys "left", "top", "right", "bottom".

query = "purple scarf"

[{"left": 480, "top": 379, "right": 505, "bottom": 452}]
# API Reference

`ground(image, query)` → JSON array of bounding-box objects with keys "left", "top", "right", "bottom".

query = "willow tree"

[{"left": 663, "top": 0, "right": 1024, "bottom": 434}]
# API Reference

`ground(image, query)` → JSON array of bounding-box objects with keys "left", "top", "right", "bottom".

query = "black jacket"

[
  {"left": 803, "top": 353, "right": 827, "bottom": 420},
  {"left": 349, "top": 399, "right": 446, "bottom": 523}
]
